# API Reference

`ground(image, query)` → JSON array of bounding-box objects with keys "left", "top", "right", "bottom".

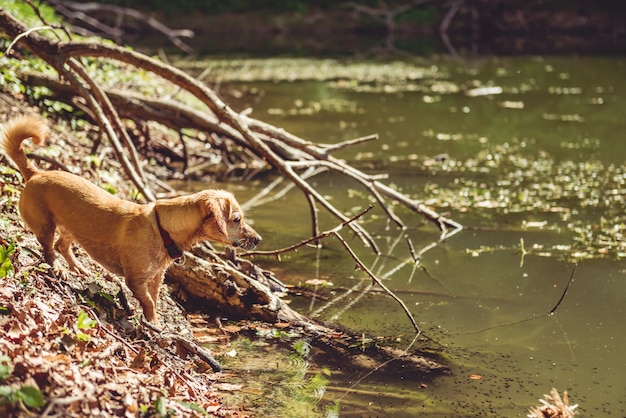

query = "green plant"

[
  {"left": 77, "top": 310, "right": 97, "bottom": 330},
  {"left": 155, "top": 397, "right": 174, "bottom": 417},
  {"left": 0, "top": 241, "right": 16, "bottom": 278},
  {"left": 293, "top": 339, "right": 311, "bottom": 357},
  {"left": 0, "top": 357, "right": 11, "bottom": 380},
  {"left": 0, "top": 357, "right": 45, "bottom": 410},
  {"left": 177, "top": 401, "right": 209, "bottom": 415},
  {"left": 75, "top": 310, "right": 97, "bottom": 342},
  {"left": 0, "top": 385, "right": 45, "bottom": 409},
  {"left": 324, "top": 400, "right": 340, "bottom": 418}
]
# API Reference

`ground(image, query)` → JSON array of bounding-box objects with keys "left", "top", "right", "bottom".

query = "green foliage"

[
  {"left": 0, "top": 241, "right": 16, "bottom": 279},
  {"left": 14, "top": 386, "right": 45, "bottom": 408},
  {"left": 0, "top": 357, "right": 12, "bottom": 380},
  {"left": 154, "top": 397, "right": 175, "bottom": 417},
  {"left": 0, "top": 357, "right": 45, "bottom": 410},
  {"left": 74, "top": 310, "right": 97, "bottom": 342},
  {"left": 293, "top": 339, "right": 310, "bottom": 357},
  {"left": 0, "top": 45, "right": 60, "bottom": 109},
  {"left": 101, "top": 183, "right": 118, "bottom": 195},
  {"left": 256, "top": 327, "right": 298, "bottom": 339},
  {"left": 1, "top": 1, "right": 59, "bottom": 27},
  {"left": 85, "top": 155, "right": 101, "bottom": 168},
  {"left": 396, "top": 4, "right": 438, "bottom": 24},
  {"left": 76, "top": 310, "right": 97, "bottom": 330},
  {"left": 0, "top": 385, "right": 45, "bottom": 409},
  {"left": 324, "top": 401, "right": 341, "bottom": 418}
]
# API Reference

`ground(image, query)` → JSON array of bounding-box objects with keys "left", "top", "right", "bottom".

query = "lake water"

[{"left": 193, "top": 56, "right": 626, "bottom": 416}]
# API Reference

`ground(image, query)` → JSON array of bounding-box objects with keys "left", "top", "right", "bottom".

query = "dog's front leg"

[
  {"left": 126, "top": 277, "right": 158, "bottom": 323},
  {"left": 147, "top": 274, "right": 164, "bottom": 318}
]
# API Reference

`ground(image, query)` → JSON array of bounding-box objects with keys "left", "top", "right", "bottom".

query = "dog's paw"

[
  {"left": 52, "top": 261, "right": 71, "bottom": 281},
  {"left": 71, "top": 261, "right": 91, "bottom": 277}
]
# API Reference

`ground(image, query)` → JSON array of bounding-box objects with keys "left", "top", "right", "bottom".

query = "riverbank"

[{"left": 127, "top": 3, "right": 626, "bottom": 56}]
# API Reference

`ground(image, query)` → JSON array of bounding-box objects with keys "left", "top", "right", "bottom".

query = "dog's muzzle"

[{"left": 233, "top": 235, "right": 262, "bottom": 250}]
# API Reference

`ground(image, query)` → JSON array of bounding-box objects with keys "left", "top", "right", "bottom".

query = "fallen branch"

[
  {"left": 44, "top": 0, "right": 195, "bottom": 53},
  {"left": 142, "top": 319, "right": 222, "bottom": 372}
]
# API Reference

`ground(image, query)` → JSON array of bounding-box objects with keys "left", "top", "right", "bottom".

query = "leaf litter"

[{"left": 0, "top": 270, "right": 233, "bottom": 417}]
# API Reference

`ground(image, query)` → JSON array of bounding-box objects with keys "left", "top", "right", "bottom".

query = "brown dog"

[{"left": 1, "top": 115, "right": 261, "bottom": 323}]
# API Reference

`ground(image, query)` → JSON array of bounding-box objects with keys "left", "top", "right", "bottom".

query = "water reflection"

[{"left": 204, "top": 56, "right": 625, "bottom": 416}]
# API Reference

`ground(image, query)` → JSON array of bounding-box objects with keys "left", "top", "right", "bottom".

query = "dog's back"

[{"left": 1, "top": 115, "right": 50, "bottom": 182}]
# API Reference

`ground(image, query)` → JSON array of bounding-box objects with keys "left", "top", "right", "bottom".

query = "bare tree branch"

[{"left": 45, "top": 0, "right": 195, "bottom": 53}]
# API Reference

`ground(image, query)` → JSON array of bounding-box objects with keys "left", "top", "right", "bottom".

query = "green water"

[{"left": 200, "top": 56, "right": 626, "bottom": 416}]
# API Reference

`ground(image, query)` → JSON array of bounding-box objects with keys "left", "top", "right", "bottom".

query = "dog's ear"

[{"left": 205, "top": 198, "right": 229, "bottom": 237}]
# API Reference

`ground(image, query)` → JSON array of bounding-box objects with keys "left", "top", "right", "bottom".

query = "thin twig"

[
  {"left": 4, "top": 25, "right": 52, "bottom": 55},
  {"left": 332, "top": 231, "right": 420, "bottom": 334},
  {"left": 439, "top": 0, "right": 464, "bottom": 57},
  {"left": 246, "top": 205, "right": 375, "bottom": 258},
  {"left": 62, "top": 58, "right": 154, "bottom": 200},
  {"left": 320, "top": 133, "right": 379, "bottom": 155},
  {"left": 548, "top": 263, "right": 577, "bottom": 315},
  {"left": 466, "top": 264, "right": 578, "bottom": 334},
  {"left": 26, "top": 152, "right": 72, "bottom": 172}
]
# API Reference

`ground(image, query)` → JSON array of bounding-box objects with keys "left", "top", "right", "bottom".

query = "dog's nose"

[{"left": 253, "top": 235, "right": 262, "bottom": 246}]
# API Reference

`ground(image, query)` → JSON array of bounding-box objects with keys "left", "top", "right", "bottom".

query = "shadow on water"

[{"left": 182, "top": 56, "right": 626, "bottom": 416}]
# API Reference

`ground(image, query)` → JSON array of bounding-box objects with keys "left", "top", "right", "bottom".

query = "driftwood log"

[
  {"left": 0, "top": 7, "right": 460, "bottom": 375},
  {"left": 168, "top": 246, "right": 446, "bottom": 375}
]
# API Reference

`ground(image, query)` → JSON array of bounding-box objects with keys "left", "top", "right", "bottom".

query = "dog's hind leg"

[
  {"left": 35, "top": 223, "right": 57, "bottom": 266},
  {"left": 54, "top": 227, "right": 89, "bottom": 275},
  {"left": 31, "top": 222, "right": 68, "bottom": 278},
  {"left": 19, "top": 197, "right": 65, "bottom": 275}
]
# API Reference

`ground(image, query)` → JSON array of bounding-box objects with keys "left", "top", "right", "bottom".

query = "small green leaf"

[
  {"left": 0, "top": 385, "right": 13, "bottom": 398},
  {"left": 293, "top": 339, "right": 310, "bottom": 357},
  {"left": 0, "top": 356, "right": 11, "bottom": 380},
  {"left": 0, "top": 241, "right": 15, "bottom": 278},
  {"left": 97, "top": 291, "right": 116, "bottom": 305},
  {"left": 77, "top": 310, "right": 97, "bottom": 330},
  {"left": 16, "top": 386, "right": 45, "bottom": 408},
  {"left": 155, "top": 397, "right": 167, "bottom": 416}
]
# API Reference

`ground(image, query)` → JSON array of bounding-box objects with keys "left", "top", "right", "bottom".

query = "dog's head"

[
  {"left": 197, "top": 190, "right": 262, "bottom": 250},
  {"left": 155, "top": 190, "right": 262, "bottom": 251}
]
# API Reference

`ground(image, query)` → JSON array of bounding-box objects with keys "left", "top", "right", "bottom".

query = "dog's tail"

[{"left": 1, "top": 115, "right": 49, "bottom": 182}]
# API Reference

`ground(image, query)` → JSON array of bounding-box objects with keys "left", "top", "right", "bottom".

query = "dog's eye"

[{"left": 232, "top": 212, "right": 241, "bottom": 224}]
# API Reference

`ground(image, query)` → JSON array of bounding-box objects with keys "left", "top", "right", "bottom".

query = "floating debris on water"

[{"left": 528, "top": 388, "right": 578, "bottom": 418}]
